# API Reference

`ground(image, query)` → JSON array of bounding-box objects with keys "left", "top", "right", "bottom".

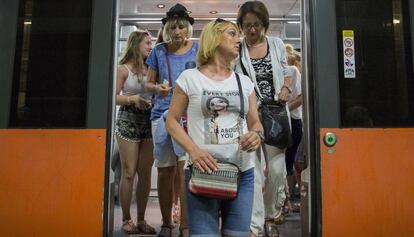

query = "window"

[
  {"left": 337, "top": 0, "right": 414, "bottom": 127},
  {"left": 9, "top": 0, "right": 92, "bottom": 127}
]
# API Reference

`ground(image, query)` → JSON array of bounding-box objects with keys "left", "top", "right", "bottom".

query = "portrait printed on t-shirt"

[{"left": 201, "top": 89, "right": 243, "bottom": 144}]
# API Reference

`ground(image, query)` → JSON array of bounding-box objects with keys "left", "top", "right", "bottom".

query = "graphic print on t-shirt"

[{"left": 201, "top": 89, "right": 242, "bottom": 144}]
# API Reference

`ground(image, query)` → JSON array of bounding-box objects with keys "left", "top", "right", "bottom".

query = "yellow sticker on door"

[{"left": 342, "top": 30, "right": 356, "bottom": 78}]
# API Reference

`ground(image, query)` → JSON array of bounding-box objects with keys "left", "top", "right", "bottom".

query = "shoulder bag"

[{"left": 239, "top": 48, "right": 292, "bottom": 149}]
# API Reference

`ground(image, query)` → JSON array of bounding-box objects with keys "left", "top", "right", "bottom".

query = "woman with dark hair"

[
  {"left": 235, "top": 1, "right": 293, "bottom": 236},
  {"left": 115, "top": 30, "right": 156, "bottom": 234},
  {"left": 145, "top": 4, "right": 197, "bottom": 237}
]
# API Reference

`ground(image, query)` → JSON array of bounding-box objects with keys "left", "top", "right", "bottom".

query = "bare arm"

[
  {"left": 288, "top": 67, "right": 302, "bottom": 111},
  {"left": 145, "top": 67, "right": 170, "bottom": 96},
  {"left": 279, "top": 76, "right": 293, "bottom": 103},
  {"left": 166, "top": 85, "right": 219, "bottom": 173},
  {"left": 115, "top": 65, "right": 128, "bottom": 105},
  {"left": 116, "top": 65, "right": 150, "bottom": 110},
  {"left": 239, "top": 91, "right": 263, "bottom": 152},
  {"left": 288, "top": 95, "right": 302, "bottom": 111}
]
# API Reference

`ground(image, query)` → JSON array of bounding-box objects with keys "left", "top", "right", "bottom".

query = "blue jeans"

[{"left": 185, "top": 168, "right": 254, "bottom": 237}]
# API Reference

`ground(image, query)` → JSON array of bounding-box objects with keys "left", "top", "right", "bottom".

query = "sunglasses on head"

[
  {"left": 214, "top": 18, "right": 228, "bottom": 25},
  {"left": 136, "top": 29, "right": 151, "bottom": 36}
]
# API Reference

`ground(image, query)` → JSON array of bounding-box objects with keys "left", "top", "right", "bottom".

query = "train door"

[
  {"left": 305, "top": 0, "right": 414, "bottom": 236},
  {"left": 110, "top": 1, "right": 302, "bottom": 236}
]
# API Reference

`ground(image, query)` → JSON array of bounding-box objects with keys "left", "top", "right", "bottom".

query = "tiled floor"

[{"left": 111, "top": 197, "right": 301, "bottom": 237}]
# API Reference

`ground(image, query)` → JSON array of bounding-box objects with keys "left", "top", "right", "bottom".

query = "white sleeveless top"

[{"left": 121, "top": 65, "right": 151, "bottom": 100}]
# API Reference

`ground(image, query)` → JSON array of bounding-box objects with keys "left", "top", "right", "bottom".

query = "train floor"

[{"left": 112, "top": 197, "right": 301, "bottom": 237}]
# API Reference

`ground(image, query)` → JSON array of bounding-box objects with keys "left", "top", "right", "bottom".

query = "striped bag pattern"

[{"left": 188, "top": 162, "right": 240, "bottom": 200}]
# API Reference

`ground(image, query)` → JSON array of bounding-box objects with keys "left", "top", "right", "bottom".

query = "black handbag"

[
  {"left": 239, "top": 50, "right": 292, "bottom": 149},
  {"left": 260, "top": 101, "right": 292, "bottom": 149}
]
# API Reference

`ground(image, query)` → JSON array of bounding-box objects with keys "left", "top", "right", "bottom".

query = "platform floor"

[{"left": 112, "top": 197, "right": 301, "bottom": 237}]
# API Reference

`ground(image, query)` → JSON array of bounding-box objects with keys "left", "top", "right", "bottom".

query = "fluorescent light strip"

[
  {"left": 121, "top": 17, "right": 300, "bottom": 22},
  {"left": 136, "top": 21, "right": 161, "bottom": 24}
]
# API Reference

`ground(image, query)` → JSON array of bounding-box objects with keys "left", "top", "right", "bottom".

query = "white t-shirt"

[
  {"left": 176, "top": 68, "right": 255, "bottom": 171},
  {"left": 288, "top": 66, "right": 302, "bottom": 120}
]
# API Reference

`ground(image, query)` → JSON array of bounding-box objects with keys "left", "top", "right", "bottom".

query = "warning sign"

[{"left": 343, "top": 30, "right": 356, "bottom": 78}]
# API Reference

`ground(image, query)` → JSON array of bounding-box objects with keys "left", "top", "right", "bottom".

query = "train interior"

[
  {"left": 110, "top": 0, "right": 304, "bottom": 236},
  {"left": 2, "top": 0, "right": 414, "bottom": 236}
]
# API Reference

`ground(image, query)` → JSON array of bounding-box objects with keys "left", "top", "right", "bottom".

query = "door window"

[
  {"left": 336, "top": 0, "right": 414, "bottom": 127},
  {"left": 9, "top": 0, "right": 92, "bottom": 127}
]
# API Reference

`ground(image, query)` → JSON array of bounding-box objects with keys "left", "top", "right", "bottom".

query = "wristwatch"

[{"left": 254, "top": 130, "right": 265, "bottom": 142}]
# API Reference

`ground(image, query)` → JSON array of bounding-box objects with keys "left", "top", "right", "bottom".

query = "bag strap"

[
  {"left": 238, "top": 47, "right": 249, "bottom": 78},
  {"left": 239, "top": 45, "right": 264, "bottom": 102},
  {"left": 164, "top": 44, "right": 173, "bottom": 86},
  {"left": 235, "top": 73, "right": 244, "bottom": 119},
  {"left": 235, "top": 73, "right": 244, "bottom": 169}
]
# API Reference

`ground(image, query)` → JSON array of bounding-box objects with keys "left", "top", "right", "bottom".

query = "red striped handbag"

[{"left": 188, "top": 162, "right": 240, "bottom": 199}]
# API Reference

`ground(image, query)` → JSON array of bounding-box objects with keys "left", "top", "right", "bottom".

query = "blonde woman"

[
  {"left": 167, "top": 19, "right": 263, "bottom": 237},
  {"left": 145, "top": 4, "right": 197, "bottom": 237},
  {"left": 285, "top": 44, "right": 302, "bottom": 72},
  {"left": 115, "top": 30, "right": 156, "bottom": 234},
  {"left": 284, "top": 44, "right": 303, "bottom": 212}
]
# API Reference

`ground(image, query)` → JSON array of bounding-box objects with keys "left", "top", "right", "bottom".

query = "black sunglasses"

[{"left": 214, "top": 18, "right": 228, "bottom": 25}]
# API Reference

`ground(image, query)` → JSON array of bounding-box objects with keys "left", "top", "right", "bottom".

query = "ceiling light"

[
  {"left": 209, "top": 10, "right": 218, "bottom": 14},
  {"left": 156, "top": 4, "right": 165, "bottom": 8},
  {"left": 287, "top": 21, "right": 300, "bottom": 24},
  {"left": 24, "top": 21, "right": 32, "bottom": 25},
  {"left": 393, "top": 19, "right": 400, "bottom": 24}
]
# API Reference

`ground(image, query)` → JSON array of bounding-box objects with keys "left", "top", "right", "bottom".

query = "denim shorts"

[
  {"left": 152, "top": 118, "right": 178, "bottom": 167},
  {"left": 185, "top": 167, "right": 254, "bottom": 237}
]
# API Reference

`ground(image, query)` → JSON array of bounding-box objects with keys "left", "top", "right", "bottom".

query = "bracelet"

[
  {"left": 281, "top": 85, "right": 292, "bottom": 94},
  {"left": 253, "top": 130, "right": 265, "bottom": 142}
]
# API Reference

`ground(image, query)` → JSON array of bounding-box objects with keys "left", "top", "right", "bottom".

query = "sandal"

[
  {"left": 157, "top": 225, "right": 173, "bottom": 237},
  {"left": 179, "top": 227, "right": 189, "bottom": 237},
  {"left": 291, "top": 202, "right": 301, "bottom": 212},
  {"left": 282, "top": 200, "right": 292, "bottom": 216},
  {"left": 122, "top": 219, "right": 139, "bottom": 234},
  {"left": 273, "top": 214, "right": 285, "bottom": 225},
  {"left": 264, "top": 221, "right": 280, "bottom": 237},
  {"left": 137, "top": 220, "right": 156, "bottom": 234},
  {"left": 172, "top": 203, "right": 181, "bottom": 224}
]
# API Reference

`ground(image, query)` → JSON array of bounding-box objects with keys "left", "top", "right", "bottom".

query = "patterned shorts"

[{"left": 115, "top": 105, "right": 152, "bottom": 142}]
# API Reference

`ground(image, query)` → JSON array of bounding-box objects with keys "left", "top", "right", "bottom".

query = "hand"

[
  {"left": 278, "top": 87, "right": 290, "bottom": 103},
  {"left": 239, "top": 131, "right": 261, "bottom": 152},
  {"left": 156, "top": 84, "right": 171, "bottom": 97},
  {"left": 188, "top": 148, "right": 219, "bottom": 174},
  {"left": 130, "top": 95, "right": 151, "bottom": 110}
]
